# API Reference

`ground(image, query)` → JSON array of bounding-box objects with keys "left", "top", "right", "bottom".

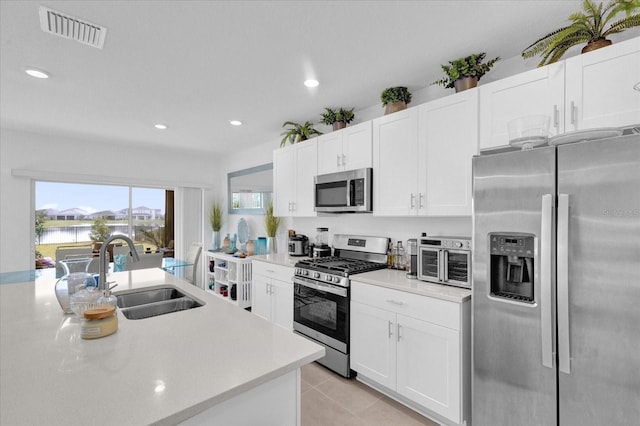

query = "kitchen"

[{"left": 2, "top": 1, "right": 640, "bottom": 425}]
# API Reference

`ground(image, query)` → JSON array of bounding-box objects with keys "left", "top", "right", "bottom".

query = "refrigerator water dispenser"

[{"left": 489, "top": 233, "right": 535, "bottom": 303}]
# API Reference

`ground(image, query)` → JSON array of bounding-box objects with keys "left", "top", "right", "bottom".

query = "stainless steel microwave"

[
  {"left": 417, "top": 235, "right": 471, "bottom": 288},
  {"left": 314, "top": 168, "right": 372, "bottom": 213}
]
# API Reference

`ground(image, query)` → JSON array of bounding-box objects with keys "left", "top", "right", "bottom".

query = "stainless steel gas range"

[{"left": 293, "top": 234, "right": 389, "bottom": 377}]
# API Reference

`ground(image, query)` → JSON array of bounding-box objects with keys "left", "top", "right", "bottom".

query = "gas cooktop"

[{"left": 295, "top": 256, "right": 387, "bottom": 276}]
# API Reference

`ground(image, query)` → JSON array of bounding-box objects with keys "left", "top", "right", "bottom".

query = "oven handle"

[{"left": 292, "top": 276, "right": 348, "bottom": 298}]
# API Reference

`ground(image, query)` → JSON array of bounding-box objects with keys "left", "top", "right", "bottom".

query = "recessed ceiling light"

[
  {"left": 154, "top": 124, "right": 168, "bottom": 130},
  {"left": 229, "top": 120, "right": 242, "bottom": 126},
  {"left": 304, "top": 79, "right": 319, "bottom": 88},
  {"left": 25, "top": 68, "right": 49, "bottom": 79}
]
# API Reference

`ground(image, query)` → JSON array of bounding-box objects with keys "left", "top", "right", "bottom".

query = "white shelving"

[{"left": 205, "top": 251, "right": 252, "bottom": 309}]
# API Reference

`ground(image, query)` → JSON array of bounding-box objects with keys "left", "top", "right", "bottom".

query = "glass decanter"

[{"left": 55, "top": 258, "right": 97, "bottom": 314}]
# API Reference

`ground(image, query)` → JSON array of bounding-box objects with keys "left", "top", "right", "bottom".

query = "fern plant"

[
  {"left": 209, "top": 201, "right": 223, "bottom": 232},
  {"left": 280, "top": 121, "right": 323, "bottom": 147},
  {"left": 319, "top": 107, "right": 355, "bottom": 125},
  {"left": 431, "top": 53, "right": 500, "bottom": 89},
  {"left": 522, "top": 0, "right": 640, "bottom": 67}
]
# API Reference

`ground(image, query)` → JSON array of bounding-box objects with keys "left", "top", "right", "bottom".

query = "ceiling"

[{"left": 1, "top": 0, "right": 588, "bottom": 154}]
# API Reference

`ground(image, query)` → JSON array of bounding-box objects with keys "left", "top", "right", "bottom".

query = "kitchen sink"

[{"left": 115, "top": 286, "right": 204, "bottom": 320}]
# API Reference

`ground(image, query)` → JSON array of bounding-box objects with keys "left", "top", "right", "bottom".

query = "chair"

[
  {"left": 55, "top": 245, "right": 93, "bottom": 278},
  {"left": 183, "top": 243, "right": 202, "bottom": 285},
  {"left": 126, "top": 252, "right": 163, "bottom": 271}
]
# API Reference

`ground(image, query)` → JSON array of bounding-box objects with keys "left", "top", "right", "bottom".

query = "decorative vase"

[
  {"left": 581, "top": 38, "right": 612, "bottom": 54},
  {"left": 454, "top": 76, "right": 478, "bottom": 93},
  {"left": 332, "top": 121, "right": 346, "bottom": 131},
  {"left": 266, "top": 236, "right": 277, "bottom": 254},
  {"left": 212, "top": 231, "right": 221, "bottom": 251},
  {"left": 55, "top": 258, "right": 97, "bottom": 314},
  {"left": 384, "top": 101, "right": 407, "bottom": 115}
]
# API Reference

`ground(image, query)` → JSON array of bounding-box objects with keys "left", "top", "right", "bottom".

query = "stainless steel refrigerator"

[{"left": 472, "top": 134, "right": 640, "bottom": 425}]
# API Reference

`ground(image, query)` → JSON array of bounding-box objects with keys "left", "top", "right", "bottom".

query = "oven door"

[
  {"left": 443, "top": 249, "right": 471, "bottom": 288},
  {"left": 293, "top": 276, "right": 349, "bottom": 353},
  {"left": 417, "top": 246, "right": 441, "bottom": 283}
]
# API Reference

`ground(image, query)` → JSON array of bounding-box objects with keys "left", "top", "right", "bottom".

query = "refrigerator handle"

[
  {"left": 541, "top": 194, "right": 554, "bottom": 369},
  {"left": 558, "top": 194, "right": 571, "bottom": 374}
]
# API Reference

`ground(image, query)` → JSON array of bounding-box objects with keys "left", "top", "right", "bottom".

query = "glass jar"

[{"left": 55, "top": 258, "right": 97, "bottom": 314}]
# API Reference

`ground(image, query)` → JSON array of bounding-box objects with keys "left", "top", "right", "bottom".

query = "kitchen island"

[{"left": 0, "top": 268, "right": 324, "bottom": 425}]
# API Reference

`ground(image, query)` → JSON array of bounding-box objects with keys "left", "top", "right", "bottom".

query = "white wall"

[{"left": 0, "top": 128, "right": 215, "bottom": 273}]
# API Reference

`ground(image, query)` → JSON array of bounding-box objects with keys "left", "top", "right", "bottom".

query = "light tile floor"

[{"left": 301, "top": 362, "right": 439, "bottom": 426}]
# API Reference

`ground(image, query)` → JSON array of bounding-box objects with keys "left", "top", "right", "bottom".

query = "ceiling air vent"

[{"left": 38, "top": 6, "right": 107, "bottom": 49}]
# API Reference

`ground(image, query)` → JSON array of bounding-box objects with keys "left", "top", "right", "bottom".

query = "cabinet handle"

[
  {"left": 553, "top": 104, "right": 559, "bottom": 130},
  {"left": 386, "top": 299, "right": 404, "bottom": 306},
  {"left": 397, "top": 323, "right": 402, "bottom": 342},
  {"left": 290, "top": 202, "right": 295, "bottom": 212},
  {"left": 342, "top": 154, "right": 346, "bottom": 167},
  {"left": 419, "top": 193, "right": 424, "bottom": 209},
  {"left": 410, "top": 193, "right": 415, "bottom": 209},
  {"left": 388, "top": 320, "right": 393, "bottom": 339},
  {"left": 336, "top": 155, "right": 341, "bottom": 167},
  {"left": 570, "top": 101, "right": 577, "bottom": 125}
]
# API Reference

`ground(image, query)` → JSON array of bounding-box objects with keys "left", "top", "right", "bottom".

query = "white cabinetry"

[
  {"left": 479, "top": 62, "right": 565, "bottom": 150},
  {"left": 317, "top": 121, "right": 372, "bottom": 175},
  {"left": 373, "top": 108, "right": 419, "bottom": 216},
  {"left": 418, "top": 89, "right": 477, "bottom": 216},
  {"left": 351, "top": 281, "right": 470, "bottom": 425},
  {"left": 251, "top": 260, "right": 294, "bottom": 331},
  {"left": 480, "top": 37, "right": 640, "bottom": 150},
  {"left": 273, "top": 138, "right": 317, "bottom": 217},
  {"left": 564, "top": 37, "right": 640, "bottom": 132},
  {"left": 204, "top": 252, "right": 252, "bottom": 309}
]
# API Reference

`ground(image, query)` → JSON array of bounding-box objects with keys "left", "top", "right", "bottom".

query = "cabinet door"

[
  {"left": 350, "top": 301, "right": 397, "bottom": 389},
  {"left": 273, "top": 146, "right": 295, "bottom": 216},
  {"left": 251, "top": 275, "right": 272, "bottom": 322},
  {"left": 373, "top": 108, "right": 419, "bottom": 216},
  {"left": 317, "top": 131, "right": 343, "bottom": 175},
  {"left": 292, "top": 138, "right": 317, "bottom": 217},
  {"left": 419, "top": 90, "right": 478, "bottom": 216},
  {"left": 479, "top": 62, "right": 565, "bottom": 150},
  {"left": 342, "top": 121, "right": 372, "bottom": 171},
  {"left": 565, "top": 37, "right": 640, "bottom": 131},
  {"left": 396, "top": 314, "right": 461, "bottom": 423},
  {"left": 270, "top": 278, "right": 293, "bottom": 331}
]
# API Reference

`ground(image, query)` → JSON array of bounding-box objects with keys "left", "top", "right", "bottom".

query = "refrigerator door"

[
  {"left": 557, "top": 134, "right": 640, "bottom": 425},
  {"left": 472, "top": 146, "right": 557, "bottom": 426}
]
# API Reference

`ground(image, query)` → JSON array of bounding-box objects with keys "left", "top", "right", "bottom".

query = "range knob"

[
  {"left": 313, "top": 271, "right": 320, "bottom": 279},
  {"left": 325, "top": 275, "right": 333, "bottom": 282},
  {"left": 454, "top": 242, "right": 463, "bottom": 248}
]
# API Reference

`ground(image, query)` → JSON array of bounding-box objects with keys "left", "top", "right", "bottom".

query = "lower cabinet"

[
  {"left": 251, "top": 260, "right": 294, "bottom": 331},
  {"left": 351, "top": 281, "right": 470, "bottom": 425}
]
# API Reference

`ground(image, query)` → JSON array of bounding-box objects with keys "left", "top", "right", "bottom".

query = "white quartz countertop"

[
  {"left": 0, "top": 268, "right": 323, "bottom": 426},
  {"left": 251, "top": 253, "right": 303, "bottom": 268},
  {"left": 353, "top": 269, "right": 471, "bottom": 303}
]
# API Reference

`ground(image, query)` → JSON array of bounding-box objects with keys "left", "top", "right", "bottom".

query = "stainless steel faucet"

[{"left": 99, "top": 234, "right": 140, "bottom": 290}]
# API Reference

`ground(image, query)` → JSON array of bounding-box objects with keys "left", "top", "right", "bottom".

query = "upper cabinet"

[
  {"left": 317, "top": 121, "right": 372, "bottom": 175},
  {"left": 418, "top": 89, "right": 478, "bottom": 216},
  {"left": 564, "top": 37, "right": 640, "bottom": 132},
  {"left": 480, "top": 36, "right": 640, "bottom": 150},
  {"left": 273, "top": 138, "right": 317, "bottom": 217},
  {"left": 479, "top": 62, "right": 565, "bottom": 150},
  {"left": 373, "top": 108, "right": 419, "bottom": 216}
]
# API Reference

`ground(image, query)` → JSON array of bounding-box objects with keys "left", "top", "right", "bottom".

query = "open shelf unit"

[{"left": 205, "top": 251, "right": 252, "bottom": 309}]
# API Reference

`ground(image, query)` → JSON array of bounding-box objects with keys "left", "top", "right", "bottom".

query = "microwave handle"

[
  {"left": 443, "top": 250, "right": 448, "bottom": 282},
  {"left": 438, "top": 249, "right": 444, "bottom": 282},
  {"left": 346, "top": 179, "right": 352, "bottom": 206}
]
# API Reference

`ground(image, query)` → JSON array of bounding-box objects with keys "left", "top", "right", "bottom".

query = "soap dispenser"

[{"left": 97, "top": 284, "right": 118, "bottom": 308}]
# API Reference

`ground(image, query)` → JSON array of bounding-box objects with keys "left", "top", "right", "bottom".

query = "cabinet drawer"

[
  {"left": 351, "top": 281, "right": 460, "bottom": 330},
  {"left": 252, "top": 260, "right": 294, "bottom": 283}
]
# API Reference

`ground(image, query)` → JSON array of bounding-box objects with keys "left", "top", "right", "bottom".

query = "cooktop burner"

[{"left": 295, "top": 256, "right": 387, "bottom": 276}]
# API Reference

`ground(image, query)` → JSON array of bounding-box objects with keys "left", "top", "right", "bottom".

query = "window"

[{"left": 35, "top": 182, "right": 173, "bottom": 262}]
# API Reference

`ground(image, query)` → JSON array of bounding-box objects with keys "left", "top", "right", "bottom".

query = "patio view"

[{"left": 35, "top": 182, "right": 174, "bottom": 269}]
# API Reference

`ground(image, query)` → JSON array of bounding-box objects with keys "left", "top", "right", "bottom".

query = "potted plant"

[
  {"left": 522, "top": 0, "right": 640, "bottom": 67},
  {"left": 431, "top": 53, "right": 501, "bottom": 92},
  {"left": 264, "top": 201, "right": 280, "bottom": 254},
  {"left": 209, "top": 201, "right": 223, "bottom": 251},
  {"left": 280, "top": 121, "right": 323, "bottom": 147},
  {"left": 89, "top": 217, "right": 113, "bottom": 260},
  {"left": 380, "top": 86, "right": 412, "bottom": 115},
  {"left": 319, "top": 107, "right": 355, "bottom": 131}
]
